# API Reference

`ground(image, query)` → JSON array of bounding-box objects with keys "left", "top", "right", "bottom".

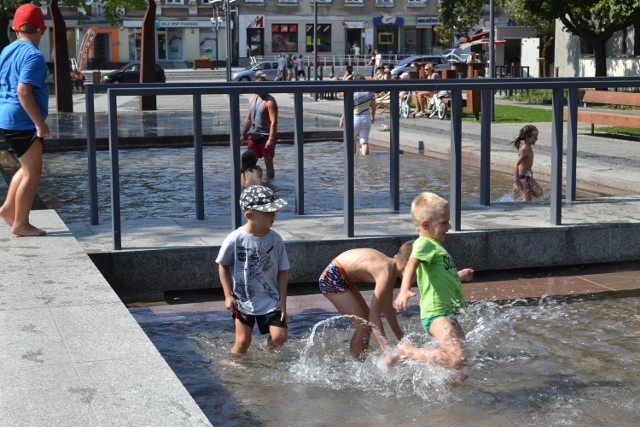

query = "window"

[
  {"left": 375, "top": 0, "right": 393, "bottom": 5},
  {"left": 306, "top": 24, "right": 332, "bottom": 52},
  {"left": 272, "top": 24, "right": 298, "bottom": 52},
  {"left": 165, "top": 0, "right": 184, "bottom": 4},
  {"left": 407, "top": 0, "right": 426, "bottom": 5},
  {"left": 345, "top": 0, "right": 363, "bottom": 4},
  {"left": 278, "top": 0, "right": 298, "bottom": 4}
]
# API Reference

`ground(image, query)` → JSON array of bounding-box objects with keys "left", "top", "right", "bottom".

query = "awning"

[
  {"left": 459, "top": 37, "right": 506, "bottom": 50},
  {"left": 458, "top": 30, "right": 505, "bottom": 49}
]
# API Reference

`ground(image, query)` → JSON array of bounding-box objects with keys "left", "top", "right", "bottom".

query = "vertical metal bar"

[
  {"left": 85, "top": 85, "right": 99, "bottom": 225},
  {"left": 230, "top": 93, "right": 242, "bottom": 229},
  {"left": 450, "top": 89, "right": 463, "bottom": 231},
  {"left": 107, "top": 91, "right": 122, "bottom": 250},
  {"left": 389, "top": 90, "right": 400, "bottom": 211},
  {"left": 566, "top": 87, "right": 578, "bottom": 202},
  {"left": 343, "top": 91, "right": 355, "bottom": 237},
  {"left": 550, "top": 88, "right": 564, "bottom": 225},
  {"left": 293, "top": 92, "right": 305, "bottom": 214},
  {"left": 193, "top": 94, "right": 205, "bottom": 220},
  {"left": 480, "top": 89, "right": 492, "bottom": 205}
]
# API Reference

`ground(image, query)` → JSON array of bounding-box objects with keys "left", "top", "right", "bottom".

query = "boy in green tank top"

[{"left": 387, "top": 192, "right": 474, "bottom": 370}]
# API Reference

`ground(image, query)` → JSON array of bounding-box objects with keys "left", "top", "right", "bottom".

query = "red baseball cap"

[{"left": 12, "top": 4, "right": 46, "bottom": 34}]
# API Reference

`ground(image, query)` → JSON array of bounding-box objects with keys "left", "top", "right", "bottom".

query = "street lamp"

[{"left": 211, "top": 0, "right": 234, "bottom": 81}]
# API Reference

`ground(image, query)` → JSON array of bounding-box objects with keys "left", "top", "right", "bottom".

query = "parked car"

[
  {"left": 101, "top": 63, "right": 166, "bottom": 83},
  {"left": 232, "top": 61, "right": 279, "bottom": 81},
  {"left": 443, "top": 48, "right": 470, "bottom": 63},
  {"left": 390, "top": 55, "right": 449, "bottom": 78}
]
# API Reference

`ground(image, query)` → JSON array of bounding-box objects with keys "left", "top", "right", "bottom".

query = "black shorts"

[
  {"left": 0, "top": 129, "right": 41, "bottom": 158},
  {"left": 233, "top": 308, "right": 287, "bottom": 335}
]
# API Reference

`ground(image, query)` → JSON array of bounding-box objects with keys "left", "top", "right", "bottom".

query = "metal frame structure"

[{"left": 84, "top": 76, "right": 639, "bottom": 249}]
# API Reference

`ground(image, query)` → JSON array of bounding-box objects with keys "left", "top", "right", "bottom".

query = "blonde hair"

[{"left": 410, "top": 192, "right": 449, "bottom": 230}]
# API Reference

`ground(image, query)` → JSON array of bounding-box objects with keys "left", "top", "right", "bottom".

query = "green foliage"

[
  {"left": 59, "top": 0, "right": 147, "bottom": 26},
  {"left": 461, "top": 103, "right": 553, "bottom": 122},
  {"left": 502, "top": 89, "right": 561, "bottom": 105}
]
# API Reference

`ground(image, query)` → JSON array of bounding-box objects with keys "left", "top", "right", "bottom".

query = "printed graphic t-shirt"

[
  {"left": 412, "top": 237, "right": 466, "bottom": 319},
  {"left": 216, "top": 227, "right": 290, "bottom": 315}
]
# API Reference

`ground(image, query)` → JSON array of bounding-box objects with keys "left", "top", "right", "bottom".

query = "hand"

[
  {"left": 266, "top": 138, "right": 275, "bottom": 149},
  {"left": 36, "top": 123, "right": 51, "bottom": 139},
  {"left": 339, "top": 120, "right": 344, "bottom": 129},
  {"left": 240, "top": 134, "right": 246, "bottom": 145},
  {"left": 274, "top": 301, "right": 287, "bottom": 321},
  {"left": 458, "top": 268, "right": 474, "bottom": 282},
  {"left": 224, "top": 295, "right": 237, "bottom": 312},
  {"left": 393, "top": 289, "right": 416, "bottom": 312}
]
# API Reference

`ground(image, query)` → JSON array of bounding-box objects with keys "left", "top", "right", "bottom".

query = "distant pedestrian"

[
  {"left": 240, "top": 73, "right": 278, "bottom": 180},
  {"left": 276, "top": 54, "right": 286, "bottom": 81},
  {"left": 296, "top": 54, "right": 306, "bottom": 80},
  {"left": 286, "top": 54, "right": 295, "bottom": 81},
  {"left": 339, "top": 74, "right": 376, "bottom": 156},
  {"left": 0, "top": 4, "right": 50, "bottom": 237},
  {"left": 240, "top": 150, "right": 263, "bottom": 188}
]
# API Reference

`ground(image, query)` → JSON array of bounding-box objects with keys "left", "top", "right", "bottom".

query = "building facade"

[{"left": 24, "top": 0, "right": 535, "bottom": 70}]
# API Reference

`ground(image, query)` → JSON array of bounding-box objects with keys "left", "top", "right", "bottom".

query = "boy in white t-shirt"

[{"left": 216, "top": 185, "right": 289, "bottom": 355}]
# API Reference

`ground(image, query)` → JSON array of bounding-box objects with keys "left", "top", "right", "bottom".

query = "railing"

[{"left": 84, "top": 76, "right": 639, "bottom": 250}]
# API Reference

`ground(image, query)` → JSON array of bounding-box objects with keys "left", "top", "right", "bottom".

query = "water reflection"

[{"left": 40, "top": 142, "right": 519, "bottom": 223}]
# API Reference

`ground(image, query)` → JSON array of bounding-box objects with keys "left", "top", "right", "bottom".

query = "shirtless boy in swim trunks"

[
  {"left": 318, "top": 241, "right": 414, "bottom": 359},
  {"left": 512, "top": 125, "right": 543, "bottom": 202}
]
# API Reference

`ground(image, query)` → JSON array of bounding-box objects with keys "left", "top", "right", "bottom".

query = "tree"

[
  {"left": 437, "top": 0, "right": 640, "bottom": 77},
  {"left": 0, "top": 1, "right": 29, "bottom": 52},
  {"left": 521, "top": 0, "right": 640, "bottom": 76}
]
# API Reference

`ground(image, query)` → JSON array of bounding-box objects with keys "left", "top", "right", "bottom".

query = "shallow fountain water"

[
  {"left": 131, "top": 295, "right": 640, "bottom": 426},
  {"left": 38, "top": 141, "right": 532, "bottom": 223}
]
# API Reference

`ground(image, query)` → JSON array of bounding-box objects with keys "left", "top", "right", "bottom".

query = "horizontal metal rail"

[{"left": 84, "top": 77, "right": 640, "bottom": 250}]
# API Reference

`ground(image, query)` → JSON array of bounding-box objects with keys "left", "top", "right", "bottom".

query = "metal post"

[
  {"left": 193, "top": 94, "right": 205, "bottom": 220},
  {"left": 107, "top": 91, "right": 122, "bottom": 250},
  {"left": 313, "top": 0, "right": 318, "bottom": 101},
  {"left": 294, "top": 92, "right": 305, "bottom": 214},
  {"left": 480, "top": 89, "right": 492, "bottom": 205},
  {"left": 230, "top": 93, "right": 242, "bottom": 227},
  {"left": 450, "top": 89, "right": 463, "bottom": 231},
  {"left": 225, "top": 0, "right": 232, "bottom": 81},
  {"left": 566, "top": 88, "right": 578, "bottom": 202},
  {"left": 389, "top": 90, "right": 400, "bottom": 211},
  {"left": 86, "top": 85, "right": 99, "bottom": 225},
  {"left": 550, "top": 88, "right": 564, "bottom": 225},
  {"left": 343, "top": 90, "right": 354, "bottom": 237}
]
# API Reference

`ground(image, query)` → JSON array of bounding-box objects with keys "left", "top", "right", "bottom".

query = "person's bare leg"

[
  {"left": 263, "top": 324, "right": 287, "bottom": 351},
  {"left": 386, "top": 317, "right": 466, "bottom": 369},
  {"left": 10, "top": 141, "right": 46, "bottom": 236},
  {"left": 0, "top": 167, "right": 23, "bottom": 226},
  {"left": 361, "top": 142, "right": 369, "bottom": 156},
  {"left": 325, "top": 289, "right": 372, "bottom": 359},
  {"left": 264, "top": 158, "right": 275, "bottom": 180},
  {"left": 232, "top": 318, "right": 253, "bottom": 355}
]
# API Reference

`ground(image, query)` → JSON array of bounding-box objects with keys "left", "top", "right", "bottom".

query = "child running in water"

[
  {"left": 512, "top": 125, "right": 543, "bottom": 201},
  {"left": 318, "top": 241, "right": 414, "bottom": 360},
  {"left": 387, "top": 192, "right": 474, "bottom": 370},
  {"left": 240, "top": 150, "right": 263, "bottom": 188}
]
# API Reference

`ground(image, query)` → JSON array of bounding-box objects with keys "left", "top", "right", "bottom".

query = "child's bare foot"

[
  {"left": 0, "top": 207, "right": 13, "bottom": 227},
  {"left": 13, "top": 224, "right": 47, "bottom": 237},
  {"left": 385, "top": 342, "right": 410, "bottom": 367}
]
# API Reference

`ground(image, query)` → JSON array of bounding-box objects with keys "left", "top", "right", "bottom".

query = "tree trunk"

[
  {"left": 140, "top": 0, "right": 157, "bottom": 111},
  {"left": 592, "top": 36, "right": 608, "bottom": 78},
  {"left": 50, "top": 0, "right": 73, "bottom": 112},
  {"left": 0, "top": 16, "right": 11, "bottom": 53}
]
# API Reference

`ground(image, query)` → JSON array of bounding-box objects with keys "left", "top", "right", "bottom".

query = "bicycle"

[
  {"left": 400, "top": 91, "right": 412, "bottom": 118},
  {"left": 424, "top": 90, "right": 449, "bottom": 120}
]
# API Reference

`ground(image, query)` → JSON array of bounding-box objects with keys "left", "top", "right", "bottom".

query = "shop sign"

[
  {"left": 373, "top": 14, "right": 404, "bottom": 25},
  {"left": 247, "top": 16, "right": 264, "bottom": 28},
  {"left": 416, "top": 16, "right": 439, "bottom": 28},
  {"left": 342, "top": 21, "right": 368, "bottom": 29}
]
